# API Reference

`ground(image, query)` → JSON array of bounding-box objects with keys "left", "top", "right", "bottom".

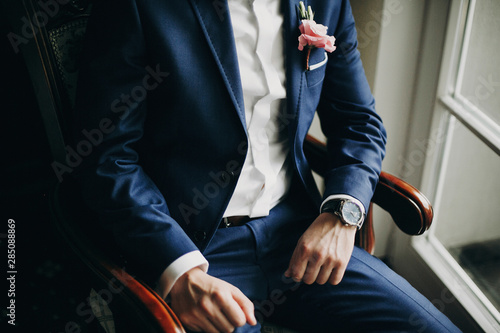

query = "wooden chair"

[{"left": 8, "top": 0, "right": 433, "bottom": 331}]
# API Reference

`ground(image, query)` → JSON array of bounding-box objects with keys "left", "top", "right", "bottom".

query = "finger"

[
  {"left": 199, "top": 296, "right": 235, "bottom": 333},
  {"left": 231, "top": 287, "right": 257, "bottom": 326},
  {"left": 211, "top": 314, "right": 235, "bottom": 333},
  {"left": 183, "top": 312, "right": 219, "bottom": 333},
  {"left": 285, "top": 245, "right": 309, "bottom": 282},
  {"left": 202, "top": 318, "right": 221, "bottom": 333},
  {"left": 217, "top": 298, "right": 245, "bottom": 329},
  {"left": 315, "top": 262, "right": 335, "bottom": 285},
  {"left": 301, "top": 261, "right": 322, "bottom": 285},
  {"left": 328, "top": 261, "right": 347, "bottom": 285}
]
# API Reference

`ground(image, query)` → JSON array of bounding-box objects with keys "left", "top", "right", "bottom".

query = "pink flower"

[{"left": 298, "top": 20, "right": 336, "bottom": 53}]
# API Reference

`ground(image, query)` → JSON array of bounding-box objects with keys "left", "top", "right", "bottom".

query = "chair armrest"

[
  {"left": 373, "top": 171, "right": 433, "bottom": 235},
  {"left": 304, "top": 135, "right": 433, "bottom": 236}
]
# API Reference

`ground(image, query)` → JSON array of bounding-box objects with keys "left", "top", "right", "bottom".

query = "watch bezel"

[{"left": 339, "top": 200, "right": 363, "bottom": 227}]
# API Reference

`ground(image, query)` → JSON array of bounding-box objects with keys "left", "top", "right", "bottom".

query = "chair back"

[{"left": 10, "top": 0, "right": 91, "bottom": 163}]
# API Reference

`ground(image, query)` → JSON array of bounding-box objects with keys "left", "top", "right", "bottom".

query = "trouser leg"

[{"left": 262, "top": 246, "right": 461, "bottom": 333}]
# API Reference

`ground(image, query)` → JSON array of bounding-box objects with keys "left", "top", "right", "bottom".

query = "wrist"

[
  {"left": 170, "top": 267, "right": 204, "bottom": 294},
  {"left": 321, "top": 212, "right": 358, "bottom": 233}
]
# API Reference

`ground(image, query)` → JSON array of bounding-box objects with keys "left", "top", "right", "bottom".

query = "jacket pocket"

[{"left": 305, "top": 51, "right": 328, "bottom": 87}]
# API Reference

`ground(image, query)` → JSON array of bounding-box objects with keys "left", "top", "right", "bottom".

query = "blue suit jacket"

[{"left": 73, "top": 0, "right": 386, "bottom": 283}]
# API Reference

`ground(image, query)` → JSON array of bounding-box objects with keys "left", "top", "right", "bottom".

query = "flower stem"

[{"left": 306, "top": 47, "right": 311, "bottom": 71}]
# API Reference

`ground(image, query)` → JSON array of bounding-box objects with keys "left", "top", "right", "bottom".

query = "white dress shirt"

[
  {"left": 155, "top": 0, "right": 364, "bottom": 298},
  {"left": 223, "top": 0, "right": 292, "bottom": 218}
]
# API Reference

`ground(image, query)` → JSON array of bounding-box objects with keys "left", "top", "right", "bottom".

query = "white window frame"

[{"left": 412, "top": 0, "right": 500, "bottom": 331}]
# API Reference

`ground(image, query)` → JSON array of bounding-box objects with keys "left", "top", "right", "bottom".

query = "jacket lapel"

[
  {"left": 189, "top": 0, "right": 304, "bottom": 132},
  {"left": 282, "top": 0, "right": 303, "bottom": 134},
  {"left": 188, "top": 0, "right": 246, "bottom": 127}
]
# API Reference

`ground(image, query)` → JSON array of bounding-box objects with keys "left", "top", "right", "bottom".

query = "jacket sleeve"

[
  {"left": 72, "top": 0, "right": 198, "bottom": 284},
  {"left": 316, "top": 0, "right": 387, "bottom": 211}
]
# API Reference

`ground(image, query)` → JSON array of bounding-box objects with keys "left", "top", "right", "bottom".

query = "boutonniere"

[{"left": 297, "top": 1, "right": 336, "bottom": 70}]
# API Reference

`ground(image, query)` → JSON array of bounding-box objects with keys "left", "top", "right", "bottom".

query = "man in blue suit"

[{"left": 73, "top": 0, "right": 460, "bottom": 332}]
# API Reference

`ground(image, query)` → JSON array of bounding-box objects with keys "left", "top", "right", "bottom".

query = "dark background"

[{"left": 1, "top": 12, "right": 100, "bottom": 333}]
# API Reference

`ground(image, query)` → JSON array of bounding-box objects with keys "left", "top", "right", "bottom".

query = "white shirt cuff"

[
  {"left": 155, "top": 250, "right": 209, "bottom": 300},
  {"left": 320, "top": 194, "right": 366, "bottom": 216}
]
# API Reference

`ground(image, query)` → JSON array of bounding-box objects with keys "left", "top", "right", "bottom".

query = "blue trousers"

[{"left": 202, "top": 190, "right": 461, "bottom": 332}]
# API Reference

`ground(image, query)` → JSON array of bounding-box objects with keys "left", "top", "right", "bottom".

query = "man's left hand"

[{"left": 284, "top": 212, "right": 356, "bottom": 285}]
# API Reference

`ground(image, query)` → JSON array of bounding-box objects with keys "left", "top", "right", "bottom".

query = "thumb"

[{"left": 232, "top": 288, "right": 257, "bottom": 326}]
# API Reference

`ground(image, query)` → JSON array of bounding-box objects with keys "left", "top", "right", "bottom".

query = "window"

[{"left": 414, "top": 0, "right": 500, "bottom": 330}]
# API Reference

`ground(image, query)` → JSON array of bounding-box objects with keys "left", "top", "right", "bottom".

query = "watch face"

[{"left": 342, "top": 201, "right": 362, "bottom": 225}]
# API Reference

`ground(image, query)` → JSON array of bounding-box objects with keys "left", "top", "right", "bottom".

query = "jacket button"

[{"left": 194, "top": 230, "right": 207, "bottom": 242}]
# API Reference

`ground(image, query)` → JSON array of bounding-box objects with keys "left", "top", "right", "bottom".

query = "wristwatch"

[{"left": 321, "top": 199, "right": 365, "bottom": 229}]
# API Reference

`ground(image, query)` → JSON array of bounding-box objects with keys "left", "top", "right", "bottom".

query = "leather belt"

[{"left": 219, "top": 216, "right": 256, "bottom": 228}]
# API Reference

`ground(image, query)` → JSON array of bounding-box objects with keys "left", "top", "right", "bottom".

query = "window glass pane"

[
  {"left": 458, "top": 0, "right": 500, "bottom": 126},
  {"left": 433, "top": 119, "right": 500, "bottom": 311}
]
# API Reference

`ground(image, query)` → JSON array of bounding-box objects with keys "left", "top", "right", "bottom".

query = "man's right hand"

[{"left": 169, "top": 267, "right": 257, "bottom": 333}]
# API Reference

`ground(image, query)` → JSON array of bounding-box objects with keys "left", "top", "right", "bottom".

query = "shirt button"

[{"left": 194, "top": 230, "right": 207, "bottom": 242}]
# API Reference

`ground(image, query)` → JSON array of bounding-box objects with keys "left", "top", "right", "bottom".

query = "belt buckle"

[{"left": 222, "top": 217, "right": 232, "bottom": 228}]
